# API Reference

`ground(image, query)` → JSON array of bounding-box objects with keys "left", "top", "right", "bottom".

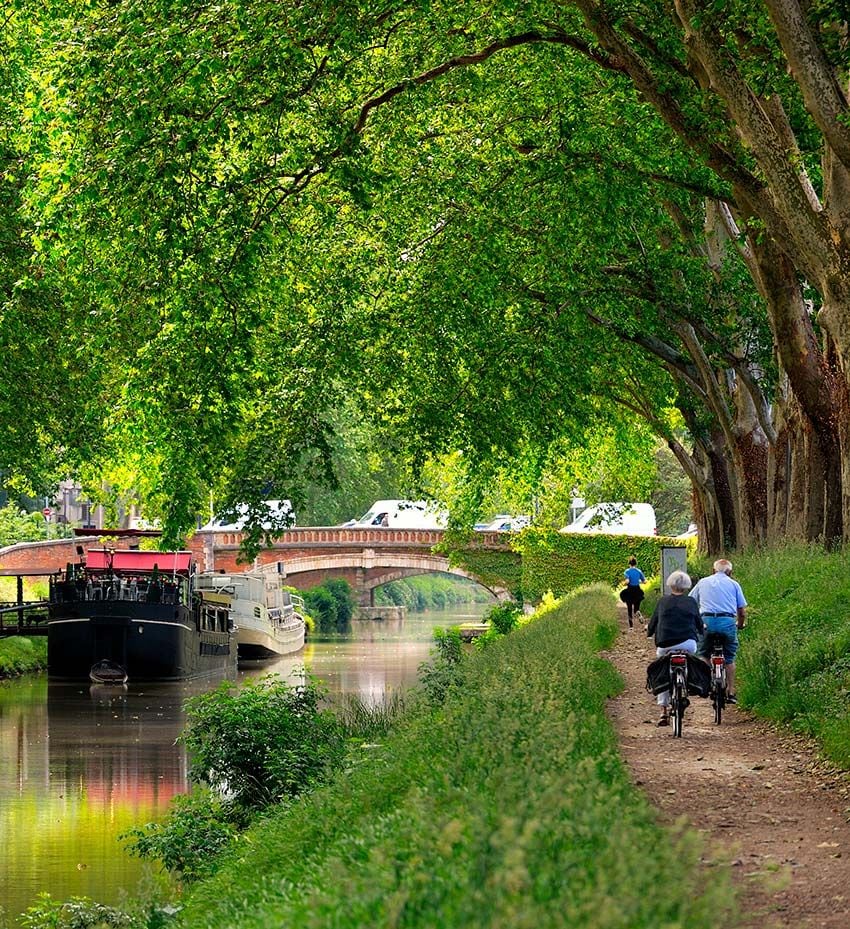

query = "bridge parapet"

[{"left": 197, "top": 527, "right": 499, "bottom": 548}]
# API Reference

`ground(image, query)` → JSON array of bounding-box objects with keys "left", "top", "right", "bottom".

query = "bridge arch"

[{"left": 257, "top": 551, "right": 512, "bottom": 606}]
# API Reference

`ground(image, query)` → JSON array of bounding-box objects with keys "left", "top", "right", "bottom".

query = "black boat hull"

[{"left": 48, "top": 602, "right": 234, "bottom": 681}]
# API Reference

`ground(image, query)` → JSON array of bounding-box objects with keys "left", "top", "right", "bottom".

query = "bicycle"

[
  {"left": 668, "top": 651, "right": 690, "bottom": 738},
  {"left": 706, "top": 632, "right": 727, "bottom": 725}
]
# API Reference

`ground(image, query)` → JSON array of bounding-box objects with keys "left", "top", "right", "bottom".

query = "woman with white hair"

[{"left": 646, "top": 570, "right": 705, "bottom": 727}]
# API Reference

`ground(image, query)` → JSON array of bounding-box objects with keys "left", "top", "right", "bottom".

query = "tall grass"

[
  {"left": 175, "top": 584, "right": 733, "bottom": 929},
  {"left": 0, "top": 636, "right": 47, "bottom": 678},
  {"left": 715, "top": 545, "right": 850, "bottom": 766},
  {"left": 332, "top": 691, "right": 407, "bottom": 741}
]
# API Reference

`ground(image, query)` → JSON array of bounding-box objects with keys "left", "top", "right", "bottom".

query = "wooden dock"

[{"left": 458, "top": 622, "right": 489, "bottom": 642}]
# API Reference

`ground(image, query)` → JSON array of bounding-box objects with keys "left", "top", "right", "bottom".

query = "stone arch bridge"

[{"left": 192, "top": 527, "right": 513, "bottom": 606}]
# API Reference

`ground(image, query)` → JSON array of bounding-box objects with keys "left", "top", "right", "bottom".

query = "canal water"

[{"left": 0, "top": 605, "right": 488, "bottom": 926}]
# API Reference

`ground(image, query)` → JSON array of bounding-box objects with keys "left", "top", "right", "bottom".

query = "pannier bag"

[{"left": 646, "top": 653, "right": 711, "bottom": 698}]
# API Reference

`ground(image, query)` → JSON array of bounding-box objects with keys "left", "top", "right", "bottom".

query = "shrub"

[
  {"left": 19, "top": 894, "right": 143, "bottom": 929},
  {"left": 302, "top": 579, "right": 355, "bottom": 633},
  {"left": 180, "top": 676, "right": 347, "bottom": 810},
  {"left": 322, "top": 577, "right": 355, "bottom": 625},
  {"left": 418, "top": 626, "right": 465, "bottom": 704},
  {"left": 485, "top": 601, "right": 522, "bottom": 635},
  {"left": 302, "top": 587, "right": 338, "bottom": 633},
  {"left": 0, "top": 637, "right": 48, "bottom": 678},
  {"left": 124, "top": 790, "right": 242, "bottom": 883}
]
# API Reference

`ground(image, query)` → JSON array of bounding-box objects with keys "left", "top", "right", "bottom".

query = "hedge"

[{"left": 443, "top": 529, "right": 689, "bottom": 603}]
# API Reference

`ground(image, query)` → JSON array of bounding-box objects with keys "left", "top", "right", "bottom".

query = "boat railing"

[
  {"left": 267, "top": 605, "right": 305, "bottom": 632},
  {"left": 51, "top": 575, "right": 183, "bottom": 606}
]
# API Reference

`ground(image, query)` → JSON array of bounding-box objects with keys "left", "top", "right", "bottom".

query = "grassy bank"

[
  {"left": 0, "top": 636, "right": 47, "bottom": 678},
  {"left": 701, "top": 546, "right": 850, "bottom": 768},
  {"left": 175, "top": 586, "right": 731, "bottom": 929}
]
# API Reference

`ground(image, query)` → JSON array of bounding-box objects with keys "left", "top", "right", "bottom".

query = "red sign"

[{"left": 42, "top": 507, "right": 52, "bottom": 518}]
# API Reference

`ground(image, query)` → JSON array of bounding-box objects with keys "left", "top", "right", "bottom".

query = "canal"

[{"left": 0, "top": 605, "right": 487, "bottom": 926}]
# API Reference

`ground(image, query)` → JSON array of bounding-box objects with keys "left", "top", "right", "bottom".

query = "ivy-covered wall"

[
  {"left": 440, "top": 530, "right": 692, "bottom": 604},
  {"left": 517, "top": 529, "right": 690, "bottom": 602},
  {"left": 450, "top": 549, "right": 523, "bottom": 598}
]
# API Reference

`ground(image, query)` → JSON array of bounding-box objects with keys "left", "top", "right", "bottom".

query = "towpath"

[{"left": 607, "top": 609, "right": 850, "bottom": 929}]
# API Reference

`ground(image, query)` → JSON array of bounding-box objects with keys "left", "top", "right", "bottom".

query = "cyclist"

[
  {"left": 647, "top": 570, "right": 704, "bottom": 726},
  {"left": 621, "top": 556, "right": 646, "bottom": 629},
  {"left": 690, "top": 559, "right": 747, "bottom": 704}
]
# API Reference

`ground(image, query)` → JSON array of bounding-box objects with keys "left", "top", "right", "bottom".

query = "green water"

[{"left": 0, "top": 606, "right": 488, "bottom": 924}]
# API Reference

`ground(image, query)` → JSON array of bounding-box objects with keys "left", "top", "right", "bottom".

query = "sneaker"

[
  {"left": 726, "top": 694, "right": 738, "bottom": 705},
  {"left": 657, "top": 714, "right": 669, "bottom": 727}
]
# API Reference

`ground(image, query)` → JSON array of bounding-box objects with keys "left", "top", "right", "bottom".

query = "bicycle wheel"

[
  {"left": 711, "top": 659, "right": 726, "bottom": 725},
  {"left": 713, "top": 676, "right": 724, "bottom": 725},
  {"left": 672, "top": 671, "right": 686, "bottom": 738}
]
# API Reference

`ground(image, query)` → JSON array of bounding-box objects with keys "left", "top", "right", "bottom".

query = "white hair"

[
  {"left": 667, "top": 570, "right": 693, "bottom": 592},
  {"left": 713, "top": 559, "right": 733, "bottom": 574}
]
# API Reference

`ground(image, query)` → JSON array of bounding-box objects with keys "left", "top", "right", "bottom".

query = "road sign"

[
  {"left": 42, "top": 507, "right": 52, "bottom": 518},
  {"left": 661, "top": 546, "right": 688, "bottom": 593}
]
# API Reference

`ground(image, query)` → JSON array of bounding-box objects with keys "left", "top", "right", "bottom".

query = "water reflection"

[
  {"left": 241, "top": 611, "right": 482, "bottom": 704},
  {"left": 0, "top": 605, "right": 487, "bottom": 925},
  {"left": 0, "top": 679, "right": 201, "bottom": 926}
]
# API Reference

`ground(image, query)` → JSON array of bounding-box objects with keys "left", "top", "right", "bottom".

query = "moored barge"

[
  {"left": 196, "top": 570, "right": 306, "bottom": 660},
  {"left": 48, "top": 548, "right": 236, "bottom": 682}
]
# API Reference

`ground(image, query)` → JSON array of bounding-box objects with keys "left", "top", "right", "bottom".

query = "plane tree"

[{"left": 17, "top": 0, "right": 844, "bottom": 551}]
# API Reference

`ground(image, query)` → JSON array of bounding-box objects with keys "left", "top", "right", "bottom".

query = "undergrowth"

[
  {"left": 172, "top": 584, "right": 733, "bottom": 929},
  {"left": 0, "top": 636, "right": 47, "bottom": 678},
  {"left": 703, "top": 545, "right": 850, "bottom": 767}
]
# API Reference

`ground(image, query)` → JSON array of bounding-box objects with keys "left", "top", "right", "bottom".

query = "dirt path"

[{"left": 607, "top": 609, "right": 850, "bottom": 929}]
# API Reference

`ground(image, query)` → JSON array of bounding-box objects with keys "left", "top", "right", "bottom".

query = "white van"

[
  {"left": 561, "top": 502, "right": 656, "bottom": 536},
  {"left": 349, "top": 499, "right": 447, "bottom": 529}
]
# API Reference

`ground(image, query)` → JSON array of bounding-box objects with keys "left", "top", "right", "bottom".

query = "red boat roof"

[{"left": 85, "top": 550, "right": 193, "bottom": 574}]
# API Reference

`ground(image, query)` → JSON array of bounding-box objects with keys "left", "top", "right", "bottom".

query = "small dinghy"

[{"left": 89, "top": 659, "right": 128, "bottom": 685}]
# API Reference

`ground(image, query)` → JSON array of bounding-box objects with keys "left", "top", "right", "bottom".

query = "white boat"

[{"left": 196, "top": 571, "right": 305, "bottom": 660}]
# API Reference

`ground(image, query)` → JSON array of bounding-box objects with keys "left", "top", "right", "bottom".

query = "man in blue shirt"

[{"left": 690, "top": 559, "right": 747, "bottom": 703}]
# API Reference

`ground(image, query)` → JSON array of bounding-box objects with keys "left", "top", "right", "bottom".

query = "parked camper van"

[
  {"left": 561, "top": 502, "right": 657, "bottom": 536},
  {"left": 349, "top": 500, "right": 447, "bottom": 529}
]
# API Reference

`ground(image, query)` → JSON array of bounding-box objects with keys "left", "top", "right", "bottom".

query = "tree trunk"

[{"left": 746, "top": 234, "right": 844, "bottom": 542}]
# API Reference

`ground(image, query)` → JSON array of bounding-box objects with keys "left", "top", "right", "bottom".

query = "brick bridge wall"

[{"left": 0, "top": 529, "right": 513, "bottom": 606}]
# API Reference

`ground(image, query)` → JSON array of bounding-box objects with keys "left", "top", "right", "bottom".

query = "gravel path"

[{"left": 607, "top": 608, "right": 850, "bottom": 928}]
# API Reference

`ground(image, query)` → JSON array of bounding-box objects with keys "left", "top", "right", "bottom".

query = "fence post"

[{"left": 16, "top": 575, "right": 24, "bottom": 630}]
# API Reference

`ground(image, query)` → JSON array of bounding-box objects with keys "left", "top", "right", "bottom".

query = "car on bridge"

[
  {"left": 476, "top": 515, "right": 530, "bottom": 532},
  {"left": 344, "top": 500, "right": 447, "bottom": 529},
  {"left": 199, "top": 499, "right": 295, "bottom": 531},
  {"left": 561, "top": 502, "right": 656, "bottom": 536}
]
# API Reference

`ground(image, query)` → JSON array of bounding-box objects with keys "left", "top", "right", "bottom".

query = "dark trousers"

[{"left": 622, "top": 586, "right": 644, "bottom": 623}]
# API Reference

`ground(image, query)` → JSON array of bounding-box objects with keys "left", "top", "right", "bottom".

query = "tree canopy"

[{"left": 3, "top": 1, "right": 849, "bottom": 551}]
